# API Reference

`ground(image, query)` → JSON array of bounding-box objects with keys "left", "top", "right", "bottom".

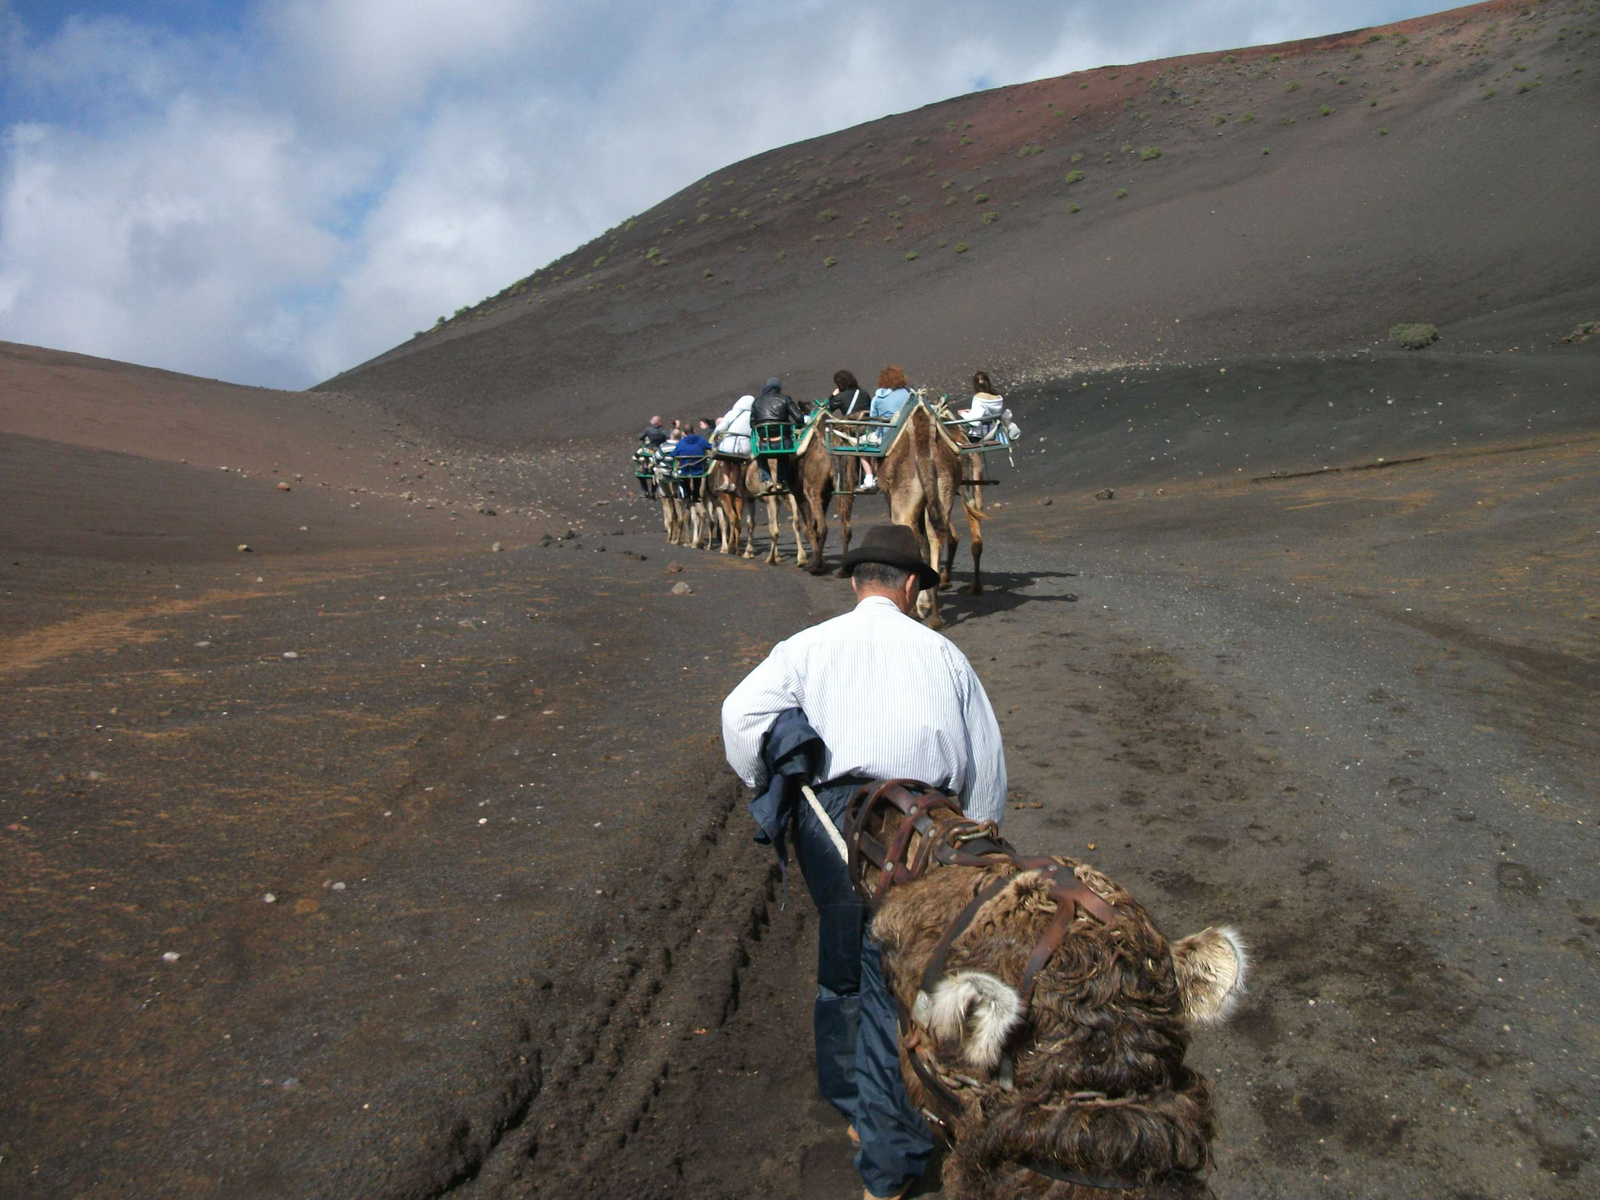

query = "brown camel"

[
  {"left": 793, "top": 417, "right": 868, "bottom": 576},
  {"left": 871, "top": 845, "right": 1247, "bottom": 1199},
  {"left": 876, "top": 402, "right": 984, "bottom": 627},
  {"left": 712, "top": 457, "right": 805, "bottom": 566}
]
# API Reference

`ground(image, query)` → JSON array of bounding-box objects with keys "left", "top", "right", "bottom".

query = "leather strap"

[{"left": 916, "top": 874, "right": 1016, "bottom": 999}]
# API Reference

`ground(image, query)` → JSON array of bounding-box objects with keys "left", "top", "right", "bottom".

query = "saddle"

[{"left": 842, "top": 780, "right": 1118, "bottom": 1127}]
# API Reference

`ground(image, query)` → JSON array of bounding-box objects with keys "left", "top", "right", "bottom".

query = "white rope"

[{"left": 801, "top": 785, "right": 850, "bottom": 862}]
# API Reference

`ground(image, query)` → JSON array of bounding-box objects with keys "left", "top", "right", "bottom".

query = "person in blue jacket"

[{"left": 673, "top": 426, "right": 713, "bottom": 502}]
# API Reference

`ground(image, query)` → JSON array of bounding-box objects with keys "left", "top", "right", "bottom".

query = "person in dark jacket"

[
  {"left": 826, "top": 369, "right": 871, "bottom": 417},
  {"left": 750, "top": 376, "right": 807, "bottom": 485},
  {"left": 639, "top": 415, "right": 668, "bottom": 448}
]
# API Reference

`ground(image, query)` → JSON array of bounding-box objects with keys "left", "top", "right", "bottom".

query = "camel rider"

[
  {"left": 673, "top": 427, "right": 712, "bottom": 502},
  {"left": 721, "top": 525, "right": 1008, "bottom": 1200},
  {"left": 713, "top": 393, "right": 755, "bottom": 457},
  {"left": 639, "top": 414, "right": 668, "bottom": 449},
  {"left": 751, "top": 376, "right": 807, "bottom": 486}
]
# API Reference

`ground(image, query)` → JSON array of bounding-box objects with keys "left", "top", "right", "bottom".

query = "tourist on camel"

[
  {"left": 750, "top": 375, "right": 807, "bottom": 486},
  {"left": 672, "top": 426, "right": 712, "bottom": 502},
  {"left": 857, "top": 366, "right": 911, "bottom": 492},
  {"left": 827, "top": 369, "right": 872, "bottom": 417},
  {"left": 959, "top": 369, "right": 1005, "bottom": 440},
  {"left": 639, "top": 414, "right": 668, "bottom": 448},
  {"left": 721, "top": 523, "right": 1007, "bottom": 1200},
  {"left": 713, "top": 393, "right": 755, "bottom": 457}
]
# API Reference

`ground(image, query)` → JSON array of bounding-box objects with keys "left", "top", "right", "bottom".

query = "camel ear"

[
  {"left": 1171, "top": 926, "right": 1249, "bottom": 1024},
  {"left": 926, "top": 971, "right": 1024, "bottom": 1071}
]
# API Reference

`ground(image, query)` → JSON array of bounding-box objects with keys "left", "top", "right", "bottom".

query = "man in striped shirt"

[{"left": 721, "top": 524, "right": 1007, "bottom": 1200}]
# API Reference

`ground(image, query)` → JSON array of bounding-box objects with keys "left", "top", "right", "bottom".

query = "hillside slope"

[{"left": 321, "top": 0, "right": 1600, "bottom": 444}]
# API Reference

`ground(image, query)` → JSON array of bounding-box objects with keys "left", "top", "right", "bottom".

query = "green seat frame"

[{"left": 752, "top": 422, "right": 799, "bottom": 458}]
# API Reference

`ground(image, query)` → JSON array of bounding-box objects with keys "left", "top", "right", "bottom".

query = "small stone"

[
  {"left": 162, "top": 951, "right": 182, "bottom": 963},
  {"left": 330, "top": 881, "right": 346, "bottom": 891},
  {"left": 237, "top": 544, "right": 252, "bottom": 553},
  {"left": 263, "top": 893, "right": 277, "bottom": 904},
  {"left": 294, "top": 473, "right": 303, "bottom": 481},
  {"left": 491, "top": 541, "right": 504, "bottom": 552},
  {"left": 670, "top": 582, "right": 693, "bottom": 596},
  {"left": 282, "top": 651, "right": 299, "bottom": 659},
  {"left": 1095, "top": 489, "right": 1115, "bottom": 501},
  {"left": 666, "top": 562, "right": 684, "bottom": 573},
  {"left": 1064, "top": 593, "right": 1079, "bottom": 602},
  {"left": 194, "top": 640, "right": 211, "bottom": 647},
  {"left": 298, "top": 525, "right": 308, "bottom": 531},
  {"left": 277, "top": 481, "right": 291, "bottom": 491},
  {"left": 1040, "top": 497, "right": 1053, "bottom": 506},
  {"left": 87, "top": 770, "right": 107, "bottom": 781}
]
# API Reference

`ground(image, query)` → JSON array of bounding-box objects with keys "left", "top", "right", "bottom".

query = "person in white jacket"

[
  {"left": 713, "top": 393, "right": 755, "bottom": 456},
  {"left": 959, "top": 369, "right": 1005, "bottom": 438}
]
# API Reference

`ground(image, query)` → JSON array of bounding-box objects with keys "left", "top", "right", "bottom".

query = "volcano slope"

[{"left": 323, "top": 0, "right": 1598, "bottom": 443}]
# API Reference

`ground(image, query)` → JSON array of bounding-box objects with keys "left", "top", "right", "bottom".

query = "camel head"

[{"left": 871, "top": 860, "right": 1247, "bottom": 1199}]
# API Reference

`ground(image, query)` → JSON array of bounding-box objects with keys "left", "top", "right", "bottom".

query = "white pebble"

[
  {"left": 162, "top": 951, "right": 181, "bottom": 963},
  {"left": 263, "top": 893, "right": 276, "bottom": 904}
]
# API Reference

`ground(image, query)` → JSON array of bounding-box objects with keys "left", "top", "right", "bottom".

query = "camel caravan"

[{"left": 632, "top": 368, "right": 1019, "bottom": 627}]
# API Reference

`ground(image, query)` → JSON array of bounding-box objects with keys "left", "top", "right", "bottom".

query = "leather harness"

[{"left": 842, "top": 779, "right": 1190, "bottom": 1194}]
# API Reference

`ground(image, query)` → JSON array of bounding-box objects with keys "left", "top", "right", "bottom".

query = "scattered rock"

[
  {"left": 1095, "top": 489, "right": 1115, "bottom": 501},
  {"left": 330, "top": 881, "right": 346, "bottom": 892},
  {"left": 670, "top": 582, "right": 693, "bottom": 596},
  {"left": 491, "top": 541, "right": 504, "bottom": 552},
  {"left": 87, "top": 770, "right": 107, "bottom": 781},
  {"left": 666, "top": 562, "right": 684, "bottom": 573},
  {"left": 1040, "top": 497, "right": 1053, "bottom": 506},
  {"left": 193, "top": 640, "right": 211, "bottom": 647},
  {"left": 237, "top": 544, "right": 252, "bottom": 553},
  {"left": 282, "top": 651, "right": 300, "bottom": 660},
  {"left": 277, "top": 481, "right": 291, "bottom": 491},
  {"left": 538, "top": 534, "right": 555, "bottom": 547},
  {"left": 263, "top": 893, "right": 276, "bottom": 904},
  {"left": 161, "top": 951, "right": 182, "bottom": 963},
  {"left": 1064, "top": 593, "right": 1079, "bottom": 602}
]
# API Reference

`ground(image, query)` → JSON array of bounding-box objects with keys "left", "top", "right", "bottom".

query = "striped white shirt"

[{"left": 721, "top": 595, "right": 1008, "bottom": 826}]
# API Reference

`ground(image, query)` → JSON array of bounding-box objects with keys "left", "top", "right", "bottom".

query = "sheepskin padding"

[
  {"left": 873, "top": 857, "right": 1227, "bottom": 1198},
  {"left": 1170, "top": 925, "right": 1249, "bottom": 1025},
  {"left": 927, "top": 971, "right": 1024, "bottom": 1071}
]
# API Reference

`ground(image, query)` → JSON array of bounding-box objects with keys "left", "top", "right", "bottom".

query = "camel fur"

[{"left": 872, "top": 858, "right": 1247, "bottom": 1199}]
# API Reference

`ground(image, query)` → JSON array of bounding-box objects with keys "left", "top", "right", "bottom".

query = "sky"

[{"left": 0, "top": 0, "right": 1446, "bottom": 390}]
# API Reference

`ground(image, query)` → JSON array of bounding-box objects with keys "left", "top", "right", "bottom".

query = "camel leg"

[
  {"left": 834, "top": 458, "right": 857, "bottom": 577},
  {"left": 763, "top": 496, "right": 781, "bottom": 564},
  {"left": 789, "top": 496, "right": 808, "bottom": 569},
  {"left": 963, "top": 499, "right": 984, "bottom": 594},
  {"left": 916, "top": 513, "right": 944, "bottom": 630}
]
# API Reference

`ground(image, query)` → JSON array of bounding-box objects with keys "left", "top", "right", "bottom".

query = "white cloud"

[{"left": 0, "top": 0, "right": 1433, "bottom": 388}]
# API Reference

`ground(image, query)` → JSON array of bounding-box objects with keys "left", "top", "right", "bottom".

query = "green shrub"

[
  {"left": 904, "top": 251, "right": 919, "bottom": 261},
  {"left": 592, "top": 254, "right": 607, "bottom": 267},
  {"left": 974, "top": 192, "right": 989, "bottom": 203},
  {"left": 696, "top": 212, "right": 709, "bottom": 223},
  {"left": 1262, "top": 147, "right": 1270, "bottom": 155},
  {"left": 1213, "top": 114, "right": 1227, "bottom": 125},
  {"left": 981, "top": 211, "right": 999, "bottom": 225},
  {"left": 823, "top": 256, "right": 837, "bottom": 267},
  {"left": 1068, "top": 203, "right": 1080, "bottom": 213},
  {"left": 1237, "top": 112, "right": 1255, "bottom": 123},
  {"left": 944, "top": 196, "right": 958, "bottom": 206},
  {"left": 1065, "top": 169, "right": 1085, "bottom": 184},
  {"left": 1560, "top": 320, "right": 1598, "bottom": 344},
  {"left": 703, "top": 268, "right": 713, "bottom": 278},
  {"left": 897, "top": 194, "right": 912, "bottom": 205},
  {"left": 954, "top": 242, "right": 969, "bottom": 253},
  {"left": 645, "top": 246, "right": 661, "bottom": 259},
  {"left": 1115, "top": 187, "right": 1128, "bottom": 199},
  {"left": 1070, "top": 150, "right": 1085, "bottom": 163},
  {"left": 959, "top": 135, "right": 972, "bottom": 145},
  {"left": 1390, "top": 323, "right": 1439, "bottom": 350},
  {"left": 1139, "top": 146, "right": 1161, "bottom": 160},
  {"left": 1320, "top": 104, "right": 1334, "bottom": 116},
  {"left": 1286, "top": 80, "right": 1301, "bottom": 91},
  {"left": 812, "top": 234, "right": 824, "bottom": 242},
  {"left": 1379, "top": 127, "right": 1388, "bottom": 135},
  {"left": 941, "top": 180, "right": 953, "bottom": 189},
  {"left": 817, "top": 208, "right": 838, "bottom": 222}
]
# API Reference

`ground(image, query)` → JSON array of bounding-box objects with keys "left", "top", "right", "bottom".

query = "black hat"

[{"left": 839, "top": 524, "right": 940, "bottom": 589}]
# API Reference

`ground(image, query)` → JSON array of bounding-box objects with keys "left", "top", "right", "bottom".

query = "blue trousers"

[{"left": 794, "top": 783, "right": 935, "bottom": 1196}]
